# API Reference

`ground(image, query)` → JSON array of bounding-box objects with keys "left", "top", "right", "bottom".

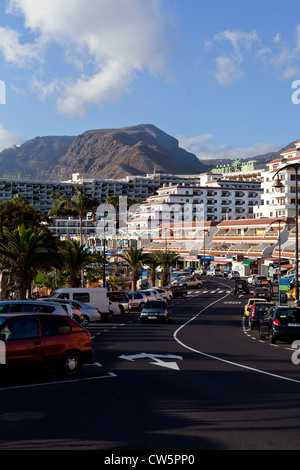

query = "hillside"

[
  {"left": 49, "top": 124, "right": 204, "bottom": 180},
  {"left": 0, "top": 124, "right": 296, "bottom": 181},
  {"left": 0, "top": 135, "right": 76, "bottom": 180}
]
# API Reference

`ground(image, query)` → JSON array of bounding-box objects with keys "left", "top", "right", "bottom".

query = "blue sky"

[{"left": 0, "top": 0, "right": 300, "bottom": 162}]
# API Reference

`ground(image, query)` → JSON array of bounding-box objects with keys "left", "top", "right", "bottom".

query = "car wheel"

[
  {"left": 182, "top": 292, "right": 187, "bottom": 298},
  {"left": 60, "top": 351, "right": 82, "bottom": 377},
  {"left": 259, "top": 328, "right": 265, "bottom": 340},
  {"left": 197, "top": 283, "right": 202, "bottom": 288},
  {"left": 183, "top": 284, "right": 187, "bottom": 289},
  {"left": 139, "top": 302, "right": 145, "bottom": 310},
  {"left": 81, "top": 315, "right": 89, "bottom": 327},
  {"left": 119, "top": 305, "right": 125, "bottom": 315}
]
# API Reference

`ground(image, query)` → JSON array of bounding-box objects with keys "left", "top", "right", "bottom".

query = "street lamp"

[
  {"left": 267, "top": 219, "right": 290, "bottom": 304},
  {"left": 273, "top": 163, "right": 300, "bottom": 304}
]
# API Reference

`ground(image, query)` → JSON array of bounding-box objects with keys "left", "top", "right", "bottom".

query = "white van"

[{"left": 50, "top": 288, "right": 109, "bottom": 318}]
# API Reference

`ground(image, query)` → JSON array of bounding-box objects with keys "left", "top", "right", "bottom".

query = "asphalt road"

[{"left": 0, "top": 277, "right": 300, "bottom": 452}]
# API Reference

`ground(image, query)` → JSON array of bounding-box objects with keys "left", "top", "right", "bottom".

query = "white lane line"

[{"left": 173, "top": 284, "right": 300, "bottom": 385}]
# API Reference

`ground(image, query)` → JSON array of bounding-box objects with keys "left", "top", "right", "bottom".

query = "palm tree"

[
  {"left": 0, "top": 224, "right": 61, "bottom": 299},
  {"left": 57, "top": 187, "right": 99, "bottom": 244},
  {"left": 58, "top": 239, "right": 97, "bottom": 287},
  {"left": 119, "top": 247, "right": 146, "bottom": 291},
  {"left": 144, "top": 252, "right": 160, "bottom": 287},
  {"left": 156, "top": 250, "right": 181, "bottom": 286}
]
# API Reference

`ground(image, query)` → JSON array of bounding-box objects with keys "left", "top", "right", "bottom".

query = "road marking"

[
  {"left": 0, "top": 370, "right": 117, "bottom": 392},
  {"left": 119, "top": 353, "right": 183, "bottom": 370},
  {"left": 173, "top": 284, "right": 300, "bottom": 385}
]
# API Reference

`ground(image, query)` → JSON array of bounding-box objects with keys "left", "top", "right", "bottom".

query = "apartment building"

[
  {"left": 254, "top": 140, "right": 300, "bottom": 219},
  {"left": 125, "top": 178, "right": 262, "bottom": 240}
]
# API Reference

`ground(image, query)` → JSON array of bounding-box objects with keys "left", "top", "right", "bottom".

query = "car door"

[{"left": 1, "top": 316, "right": 44, "bottom": 369}]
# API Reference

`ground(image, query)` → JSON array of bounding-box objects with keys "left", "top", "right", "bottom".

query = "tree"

[
  {"left": 156, "top": 250, "right": 181, "bottom": 286},
  {"left": 0, "top": 224, "right": 61, "bottom": 299},
  {"left": 144, "top": 252, "right": 160, "bottom": 287},
  {"left": 59, "top": 187, "right": 99, "bottom": 244},
  {"left": 119, "top": 247, "right": 146, "bottom": 291},
  {"left": 58, "top": 239, "right": 97, "bottom": 288},
  {"left": 0, "top": 199, "right": 48, "bottom": 236}
]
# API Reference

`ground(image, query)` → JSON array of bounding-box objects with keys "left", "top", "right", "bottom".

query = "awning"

[{"left": 241, "top": 259, "right": 255, "bottom": 266}]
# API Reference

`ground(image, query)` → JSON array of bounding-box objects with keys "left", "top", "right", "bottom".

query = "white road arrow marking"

[{"left": 119, "top": 353, "right": 183, "bottom": 370}]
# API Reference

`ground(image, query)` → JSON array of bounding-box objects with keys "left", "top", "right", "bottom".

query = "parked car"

[
  {"left": 70, "top": 300, "right": 102, "bottom": 326},
  {"left": 140, "top": 290, "right": 156, "bottom": 301},
  {"left": 193, "top": 268, "right": 205, "bottom": 275},
  {"left": 127, "top": 292, "right": 148, "bottom": 310},
  {"left": 39, "top": 298, "right": 83, "bottom": 323},
  {"left": 253, "top": 286, "right": 272, "bottom": 301},
  {"left": 140, "top": 300, "right": 171, "bottom": 323},
  {"left": 259, "top": 306, "right": 300, "bottom": 343},
  {"left": 233, "top": 279, "right": 249, "bottom": 295},
  {"left": 170, "top": 285, "right": 188, "bottom": 298},
  {"left": 107, "top": 291, "right": 130, "bottom": 315},
  {"left": 177, "top": 276, "right": 203, "bottom": 289},
  {"left": 206, "top": 269, "right": 215, "bottom": 276},
  {"left": 228, "top": 271, "right": 240, "bottom": 279},
  {"left": 0, "top": 313, "right": 94, "bottom": 377},
  {"left": 212, "top": 269, "right": 223, "bottom": 277},
  {"left": 247, "top": 274, "right": 259, "bottom": 285},
  {"left": 244, "top": 298, "right": 267, "bottom": 317},
  {"left": 248, "top": 302, "right": 275, "bottom": 330},
  {"left": 154, "top": 288, "right": 173, "bottom": 301},
  {"left": 0, "top": 300, "right": 67, "bottom": 316},
  {"left": 146, "top": 288, "right": 165, "bottom": 300}
]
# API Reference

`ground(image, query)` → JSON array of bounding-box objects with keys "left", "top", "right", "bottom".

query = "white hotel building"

[
  {"left": 254, "top": 140, "right": 300, "bottom": 219},
  {"left": 126, "top": 176, "right": 262, "bottom": 243}
]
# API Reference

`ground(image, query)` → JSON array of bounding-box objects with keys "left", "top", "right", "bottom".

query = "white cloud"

[
  {"left": 205, "top": 29, "right": 260, "bottom": 86},
  {"left": 0, "top": 124, "right": 23, "bottom": 151},
  {"left": 206, "top": 25, "right": 300, "bottom": 85},
  {"left": 177, "top": 133, "right": 280, "bottom": 161},
  {"left": 2, "top": 0, "right": 171, "bottom": 115}
]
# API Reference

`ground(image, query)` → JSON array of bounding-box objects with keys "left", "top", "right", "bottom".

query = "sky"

[{"left": 1, "top": 0, "right": 300, "bottom": 162}]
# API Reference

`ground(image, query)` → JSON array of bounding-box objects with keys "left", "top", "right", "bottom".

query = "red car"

[{"left": 0, "top": 313, "right": 94, "bottom": 377}]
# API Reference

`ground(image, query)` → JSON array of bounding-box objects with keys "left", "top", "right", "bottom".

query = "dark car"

[
  {"left": 259, "top": 306, "right": 300, "bottom": 344},
  {"left": 0, "top": 313, "right": 94, "bottom": 377},
  {"left": 248, "top": 302, "right": 275, "bottom": 329},
  {"left": 170, "top": 285, "right": 188, "bottom": 298},
  {"left": 140, "top": 300, "right": 171, "bottom": 323},
  {"left": 253, "top": 286, "right": 272, "bottom": 301},
  {"left": 233, "top": 279, "right": 249, "bottom": 295}
]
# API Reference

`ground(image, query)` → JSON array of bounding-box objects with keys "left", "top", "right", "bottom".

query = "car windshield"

[
  {"left": 256, "top": 304, "right": 273, "bottom": 311},
  {"left": 276, "top": 309, "right": 300, "bottom": 321},
  {"left": 144, "top": 301, "right": 166, "bottom": 309}
]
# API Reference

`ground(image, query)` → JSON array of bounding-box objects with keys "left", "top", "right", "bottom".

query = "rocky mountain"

[
  {"left": 0, "top": 124, "right": 296, "bottom": 181},
  {"left": 0, "top": 135, "right": 76, "bottom": 180},
  {"left": 49, "top": 124, "right": 204, "bottom": 180}
]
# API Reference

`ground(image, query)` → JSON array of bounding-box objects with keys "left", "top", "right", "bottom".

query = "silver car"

[
  {"left": 70, "top": 300, "right": 102, "bottom": 326},
  {"left": 0, "top": 300, "right": 67, "bottom": 316},
  {"left": 39, "top": 298, "right": 83, "bottom": 323},
  {"left": 128, "top": 292, "right": 148, "bottom": 309}
]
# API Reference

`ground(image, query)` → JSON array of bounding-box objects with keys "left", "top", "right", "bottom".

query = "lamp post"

[
  {"left": 267, "top": 219, "right": 289, "bottom": 305},
  {"left": 273, "top": 163, "right": 300, "bottom": 304}
]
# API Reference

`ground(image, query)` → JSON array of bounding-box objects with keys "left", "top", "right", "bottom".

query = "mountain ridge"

[{"left": 0, "top": 124, "right": 295, "bottom": 181}]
